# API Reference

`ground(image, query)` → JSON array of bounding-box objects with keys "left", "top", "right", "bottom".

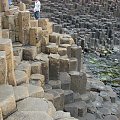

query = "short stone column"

[
  {"left": 69, "top": 71, "right": 87, "bottom": 94},
  {"left": 0, "top": 38, "right": 16, "bottom": 86},
  {"left": 60, "top": 56, "right": 70, "bottom": 72}
]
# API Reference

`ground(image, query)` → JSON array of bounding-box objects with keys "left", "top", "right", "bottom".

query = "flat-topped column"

[{"left": 71, "top": 45, "right": 82, "bottom": 72}]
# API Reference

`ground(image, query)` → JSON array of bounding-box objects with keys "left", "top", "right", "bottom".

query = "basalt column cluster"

[
  {"left": 0, "top": 2, "right": 120, "bottom": 120},
  {"left": 41, "top": 0, "right": 120, "bottom": 52}
]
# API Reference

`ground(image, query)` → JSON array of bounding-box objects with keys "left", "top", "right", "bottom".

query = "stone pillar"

[
  {"left": 0, "top": 39, "right": 16, "bottom": 86},
  {"left": 60, "top": 56, "right": 70, "bottom": 72},
  {"left": 49, "top": 54, "right": 60, "bottom": 80},
  {"left": 18, "top": 11, "right": 30, "bottom": 45},
  {"left": 69, "top": 58, "right": 78, "bottom": 71},
  {"left": 71, "top": 45, "right": 82, "bottom": 72},
  {"left": 0, "top": 51, "right": 7, "bottom": 85},
  {"left": 69, "top": 71, "right": 87, "bottom": 94}
]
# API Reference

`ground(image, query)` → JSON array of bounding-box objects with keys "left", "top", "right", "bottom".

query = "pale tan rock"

[
  {"left": 0, "top": 85, "right": 16, "bottom": 117},
  {"left": 2, "top": 29, "right": 9, "bottom": 38},
  {"left": 25, "top": 84, "right": 44, "bottom": 98},
  {"left": 38, "top": 29, "right": 49, "bottom": 52},
  {"left": 49, "top": 32, "right": 61, "bottom": 45},
  {"left": 19, "top": 2, "right": 26, "bottom": 11},
  {"left": 6, "top": 111, "right": 53, "bottom": 120},
  {"left": 0, "top": 51, "right": 7, "bottom": 85},
  {"left": 0, "top": 38, "right": 16, "bottom": 85},
  {"left": 14, "top": 56, "right": 21, "bottom": 69},
  {"left": 58, "top": 47, "right": 67, "bottom": 56},
  {"left": 60, "top": 35, "right": 75, "bottom": 45},
  {"left": 30, "top": 74, "right": 45, "bottom": 86},
  {"left": 15, "top": 70, "right": 29, "bottom": 85},
  {"left": 13, "top": 86, "right": 29, "bottom": 101},
  {"left": 23, "top": 46, "right": 37, "bottom": 60},
  {"left": 30, "top": 20, "right": 38, "bottom": 27},
  {"left": 18, "top": 11, "right": 30, "bottom": 44},
  {"left": 29, "top": 27, "right": 42, "bottom": 46},
  {"left": 46, "top": 43, "right": 58, "bottom": 54},
  {"left": 31, "top": 62, "right": 42, "bottom": 74},
  {"left": 16, "top": 61, "right": 31, "bottom": 78},
  {"left": 17, "top": 97, "right": 56, "bottom": 116}
]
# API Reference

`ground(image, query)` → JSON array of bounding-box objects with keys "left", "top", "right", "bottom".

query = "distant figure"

[
  {"left": 34, "top": 0, "right": 41, "bottom": 20},
  {"left": 8, "top": 0, "right": 12, "bottom": 5}
]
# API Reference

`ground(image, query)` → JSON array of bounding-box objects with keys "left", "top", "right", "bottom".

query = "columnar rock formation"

[
  {"left": 0, "top": 2, "right": 120, "bottom": 120},
  {"left": 40, "top": 0, "right": 120, "bottom": 53}
]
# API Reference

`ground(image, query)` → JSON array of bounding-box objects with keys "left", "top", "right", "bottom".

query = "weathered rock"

[
  {"left": 53, "top": 111, "right": 71, "bottom": 120},
  {"left": 46, "top": 43, "right": 58, "bottom": 54},
  {"left": 69, "top": 58, "right": 78, "bottom": 71},
  {"left": 0, "top": 38, "right": 16, "bottom": 85},
  {"left": 0, "top": 85, "right": 16, "bottom": 118},
  {"left": 48, "top": 80, "right": 61, "bottom": 89},
  {"left": 58, "top": 47, "right": 67, "bottom": 56},
  {"left": 60, "top": 56, "right": 70, "bottom": 72},
  {"left": 16, "top": 61, "right": 31, "bottom": 78},
  {"left": 104, "top": 115, "right": 119, "bottom": 120},
  {"left": 31, "top": 62, "right": 42, "bottom": 74},
  {"left": 69, "top": 71, "right": 87, "bottom": 94},
  {"left": 13, "top": 86, "right": 29, "bottom": 101},
  {"left": 64, "top": 90, "right": 74, "bottom": 104},
  {"left": 25, "top": 84, "right": 44, "bottom": 98},
  {"left": 30, "top": 74, "right": 45, "bottom": 86},
  {"left": 17, "top": 97, "right": 56, "bottom": 116},
  {"left": 6, "top": 111, "right": 53, "bottom": 120},
  {"left": 47, "top": 90, "right": 61, "bottom": 110},
  {"left": 64, "top": 101, "right": 87, "bottom": 117},
  {"left": 59, "top": 72, "right": 71, "bottom": 90},
  {"left": 71, "top": 45, "right": 82, "bottom": 71},
  {"left": 49, "top": 54, "right": 60, "bottom": 80},
  {"left": 0, "top": 51, "right": 7, "bottom": 85},
  {"left": 15, "top": 70, "right": 29, "bottom": 85},
  {"left": 23, "top": 46, "right": 37, "bottom": 60}
]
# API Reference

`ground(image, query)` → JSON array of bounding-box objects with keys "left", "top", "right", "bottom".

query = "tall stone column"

[
  {"left": 18, "top": 11, "right": 30, "bottom": 45},
  {"left": 49, "top": 54, "right": 60, "bottom": 80},
  {"left": 0, "top": 39, "right": 16, "bottom": 86},
  {"left": 71, "top": 45, "right": 82, "bottom": 72}
]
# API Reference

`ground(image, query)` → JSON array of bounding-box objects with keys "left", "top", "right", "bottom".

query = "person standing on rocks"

[{"left": 34, "top": 0, "right": 41, "bottom": 20}]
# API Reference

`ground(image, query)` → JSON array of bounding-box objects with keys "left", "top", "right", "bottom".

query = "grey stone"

[
  {"left": 0, "top": 85, "right": 16, "bottom": 118},
  {"left": 13, "top": 86, "right": 29, "bottom": 101},
  {"left": 59, "top": 72, "right": 71, "bottom": 90},
  {"left": 48, "top": 80, "right": 61, "bottom": 89},
  {"left": 104, "top": 115, "right": 119, "bottom": 120},
  {"left": 64, "top": 101, "right": 87, "bottom": 117},
  {"left": 64, "top": 90, "right": 74, "bottom": 104},
  {"left": 17, "top": 97, "right": 56, "bottom": 116},
  {"left": 6, "top": 111, "right": 53, "bottom": 120}
]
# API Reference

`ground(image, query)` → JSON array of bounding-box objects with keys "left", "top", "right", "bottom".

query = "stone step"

[
  {"left": 30, "top": 74, "right": 45, "bottom": 86},
  {"left": 16, "top": 61, "right": 31, "bottom": 78},
  {"left": 59, "top": 72, "right": 71, "bottom": 90},
  {"left": 0, "top": 85, "right": 16, "bottom": 118},
  {"left": 24, "top": 84, "right": 44, "bottom": 98},
  {"left": 64, "top": 101, "right": 87, "bottom": 118},
  {"left": 6, "top": 111, "right": 53, "bottom": 120},
  {"left": 64, "top": 90, "right": 74, "bottom": 104},
  {"left": 15, "top": 70, "right": 29, "bottom": 85},
  {"left": 17, "top": 97, "right": 56, "bottom": 117},
  {"left": 13, "top": 86, "right": 29, "bottom": 102},
  {"left": 48, "top": 80, "right": 61, "bottom": 89}
]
